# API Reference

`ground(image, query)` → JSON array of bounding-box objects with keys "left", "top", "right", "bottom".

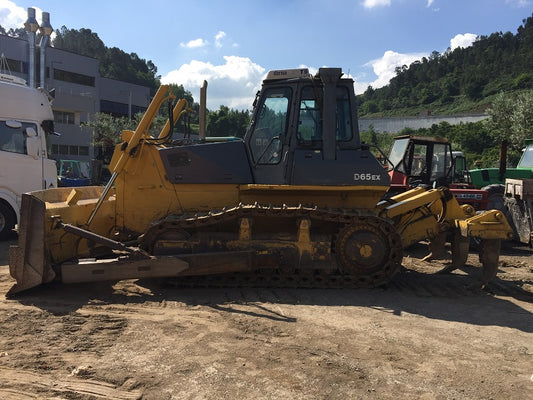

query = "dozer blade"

[{"left": 8, "top": 194, "right": 52, "bottom": 295}]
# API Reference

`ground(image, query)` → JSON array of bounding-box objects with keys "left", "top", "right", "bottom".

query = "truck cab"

[{"left": 0, "top": 74, "right": 57, "bottom": 239}]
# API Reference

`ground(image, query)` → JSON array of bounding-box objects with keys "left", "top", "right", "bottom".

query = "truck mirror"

[
  {"left": 25, "top": 127, "right": 37, "bottom": 137},
  {"left": 26, "top": 136, "right": 40, "bottom": 159}
]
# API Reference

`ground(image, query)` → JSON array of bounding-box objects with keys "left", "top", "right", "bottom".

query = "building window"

[
  {"left": 3, "top": 58, "right": 23, "bottom": 73},
  {"left": 54, "top": 111, "right": 75, "bottom": 125},
  {"left": 100, "top": 99, "right": 147, "bottom": 118},
  {"left": 51, "top": 144, "right": 90, "bottom": 157},
  {"left": 53, "top": 68, "right": 95, "bottom": 87}
]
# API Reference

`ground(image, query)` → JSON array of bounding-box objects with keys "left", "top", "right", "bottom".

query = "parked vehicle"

[
  {"left": 8, "top": 69, "right": 512, "bottom": 294},
  {"left": 387, "top": 135, "right": 489, "bottom": 210},
  {"left": 469, "top": 139, "right": 533, "bottom": 188},
  {"left": 0, "top": 74, "right": 57, "bottom": 239},
  {"left": 57, "top": 159, "right": 91, "bottom": 187}
]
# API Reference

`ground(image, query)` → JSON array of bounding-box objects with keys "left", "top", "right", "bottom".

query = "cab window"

[
  {"left": 248, "top": 87, "right": 291, "bottom": 164},
  {"left": 297, "top": 86, "right": 352, "bottom": 146}
]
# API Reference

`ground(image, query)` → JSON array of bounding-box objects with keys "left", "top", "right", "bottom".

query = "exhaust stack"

[
  {"left": 24, "top": 8, "right": 39, "bottom": 88},
  {"left": 39, "top": 12, "right": 53, "bottom": 89}
]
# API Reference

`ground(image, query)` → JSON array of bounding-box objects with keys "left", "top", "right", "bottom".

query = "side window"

[
  {"left": 431, "top": 143, "right": 452, "bottom": 181},
  {"left": 297, "top": 86, "right": 353, "bottom": 146},
  {"left": 335, "top": 88, "right": 352, "bottom": 141},
  {"left": 249, "top": 87, "right": 291, "bottom": 164},
  {"left": 410, "top": 144, "right": 428, "bottom": 177},
  {"left": 0, "top": 121, "right": 35, "bottom": 155},
  {"left": 298, "top": 87, "right": 322, "bottom": 144}
]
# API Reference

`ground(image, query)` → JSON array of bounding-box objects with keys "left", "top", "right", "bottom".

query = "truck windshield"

[
  {"left": 0, "top": 120, "right": 37, "bottom": 155},
  {"left": 517, "top": 144, "right": 533, "bottom": 168}
]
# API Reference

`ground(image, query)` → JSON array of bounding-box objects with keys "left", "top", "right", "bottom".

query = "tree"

[
  {"left": 83, "top": 111, "right": 169, "bottom": 163},
  {"left": 206, "top": 106, "right": 250, "bottom": 138},
  {"left": 0, "top": 26, "right": 27, "bottom": 39},
  {"left": 52, "top": 26, "right": 160, "bottom": 94},
  {"left": 52, "top": 26, "right": 105, "bottom": 59},
  {"left": 487, "top": 90, "right": 533, "bottom": 152}
]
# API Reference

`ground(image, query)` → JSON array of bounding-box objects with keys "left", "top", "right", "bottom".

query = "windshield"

[
  {"left": 388, "top": 138, "right": 409, "bottom": 171},
  {"left": 517, "top": 144, "right": 533, "bottom": 168},
  {"left": 248, "top": 87, "right": 291, "bottom": 164},
  {"left": 0, "top": 120, "right": 38, "bottom": 155}
]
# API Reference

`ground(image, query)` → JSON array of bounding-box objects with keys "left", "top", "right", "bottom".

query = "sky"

[{"left": 0, "top": 0, "right": 531, "bottom": 110}]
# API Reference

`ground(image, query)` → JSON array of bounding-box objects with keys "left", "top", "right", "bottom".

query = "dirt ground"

[{"left": 0, "top": 238, "right": 531, "bottom": 400}]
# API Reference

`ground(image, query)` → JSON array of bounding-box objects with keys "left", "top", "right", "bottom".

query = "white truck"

[{"left": 0, "top": 74, "right": 57, "bottom": 239}]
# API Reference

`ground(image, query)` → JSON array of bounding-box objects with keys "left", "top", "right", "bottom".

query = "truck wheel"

[
  {"left": 481, "top": 184, "right": 505, "bottom": 210},
  {"left": 0, "top": 202, "right": 16, "bottom": 240}
]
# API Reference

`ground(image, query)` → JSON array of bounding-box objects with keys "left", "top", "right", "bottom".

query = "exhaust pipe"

[
  {"left": 24, "top": 8, "right": 39, "bottom": 88},
  {"left": 199, "top": 80, "right": 208, "bottom": 140},
  {"left": 39, "top": 12, "right": 53, "bottom": 89}
]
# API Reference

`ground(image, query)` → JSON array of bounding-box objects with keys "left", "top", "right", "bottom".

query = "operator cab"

[{"left": 245, "top": 68, "right": 389, "bottom": 186}]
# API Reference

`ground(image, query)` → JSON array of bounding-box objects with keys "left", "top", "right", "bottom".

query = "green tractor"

[
  {"left": 469, "top": 139, "right": 533, "bottom": 245},
  {"left": 469, "top": 139, "right": 533, "bottom": 188}
]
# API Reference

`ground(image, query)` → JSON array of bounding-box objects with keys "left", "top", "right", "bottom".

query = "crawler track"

[{"left": 139, "top": 203, "right": 403, "bottom": 288}]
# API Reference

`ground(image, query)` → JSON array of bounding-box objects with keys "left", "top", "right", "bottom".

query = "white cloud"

[
  {"left": 364, "top": 50, "right": 427, "bottom": 89},
  {"left": 161, "top": 56, "right": 265, "bottom": 110},
  {"left": 0, "top": 0, "right": 26, "bottom": 30},
  {"left": 450, "top": 33, "right": 477, "bottom": 50},
  {"left": 214, "top": 31, "right": 226, "bottom": 48},
  {"left": 505, "top": 0, "right": 531, "bottom": 7},
  {"left": 0, "top": 2, "right": 57, "bottom": 41},
  {"left": 426, "top": 0, "right": 435, "bottom": 7},
  {"left": 362, "top": 0, "right": 391, "bottom": 9},
  {"left": 180, "top": 38, "right": 208, "bottom": 49},
  {"left": 0, "top": 1, "right": 50, "bottom": 32}
]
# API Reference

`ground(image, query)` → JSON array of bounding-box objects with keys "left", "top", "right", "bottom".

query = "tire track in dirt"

[{"left": 0, "top": 366, "right": 142, "bottom": 399}]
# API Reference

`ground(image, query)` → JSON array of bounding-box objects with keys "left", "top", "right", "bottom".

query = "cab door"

[
  {"left": 246, "top": 86, "right": 292, "bottom": 184},
  {"left": 0, "top": 120, "right": 45, "bottom": 201}
]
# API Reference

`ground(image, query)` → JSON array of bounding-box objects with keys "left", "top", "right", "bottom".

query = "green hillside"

[{"left": 357, "top": 14, "right": 533, "bottom": 118}]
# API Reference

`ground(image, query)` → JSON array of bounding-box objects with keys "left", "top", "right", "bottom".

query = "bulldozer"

[{"left": 8, "top": 68, "right": 513, "bottom": 294}]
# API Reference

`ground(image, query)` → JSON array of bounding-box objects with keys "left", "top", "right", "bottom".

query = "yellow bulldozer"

[{"left": 8, "top": 68, "right": 513, "bottom": 294}]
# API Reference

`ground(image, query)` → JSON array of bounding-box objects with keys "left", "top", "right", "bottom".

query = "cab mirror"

[{"left": 26, "top": 136, "right": 40, "bottom": 159}]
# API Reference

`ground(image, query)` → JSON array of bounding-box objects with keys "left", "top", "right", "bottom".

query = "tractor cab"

[
  {"left": 387, "top": 135, "right": 488, "bottom": 209},
  {"left": 388, "top": 135, "right": 455, "bottom": 190}
]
